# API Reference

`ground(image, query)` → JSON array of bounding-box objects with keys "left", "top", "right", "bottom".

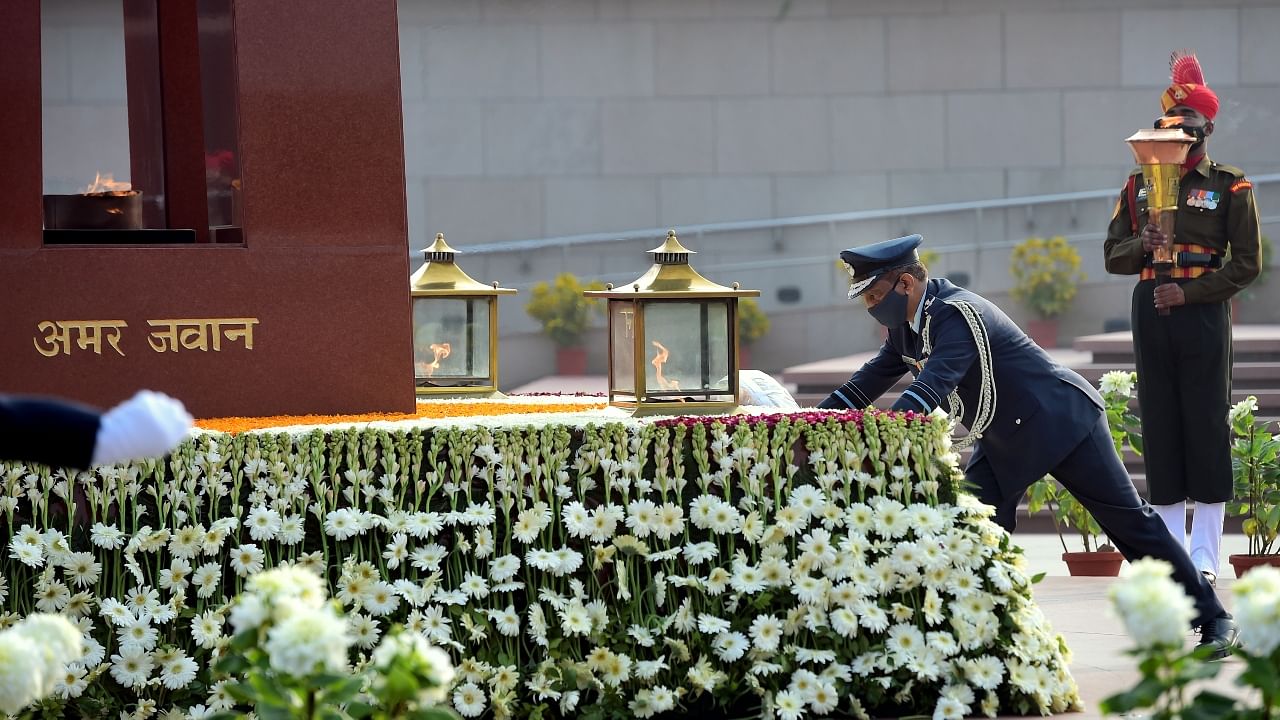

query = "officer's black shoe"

[
  {"left": 1201, "top": 569, "right": 1217, "bottom": 587},
  {"left": 1196, "top": 613, "right": 1239, "bottom": 661}
]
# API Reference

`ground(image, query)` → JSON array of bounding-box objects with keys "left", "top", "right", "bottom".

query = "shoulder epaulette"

[{"left": 1210, "top": 162, "right": 1246, "bottom": 178}]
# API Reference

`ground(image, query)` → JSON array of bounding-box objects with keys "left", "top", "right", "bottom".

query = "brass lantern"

[
  {"left": 585, "top": 230, "right": 760, "bottom": 416},
  {"left": 409, "top": 233, "right": 516, "bottom": 398}
]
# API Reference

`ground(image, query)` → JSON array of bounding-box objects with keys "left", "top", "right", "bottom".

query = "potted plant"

[
  {"left": 1225, "top": 395, "right": 1280, "bottom": 577},
  {"left": 1009, "top": 236, "right": 1085, "bottom": 348},
  {"left": 525, "top": 272, "right": 606, "bottom": 375},
  {"left": 1027, "top": 370, "right": 1139, "bottom": 576},
  {"left": 736, "top": 297, "right": 770, "bottom": 369}
]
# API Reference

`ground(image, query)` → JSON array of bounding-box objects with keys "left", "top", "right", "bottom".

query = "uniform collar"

[
  {"left": 910, "top": 282, "right": 929, "bottom": 334},
  {"left": 1189, "top": 153, "right": 1212, "bottom": 178}
]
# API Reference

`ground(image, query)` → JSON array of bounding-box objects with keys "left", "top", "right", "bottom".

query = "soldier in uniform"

[
  {"left": 819, "top": 233, "right": 1239, "bottom": 658},
  {"left": 0, "top": 390, "right": 193, "bottom": 469},
  {"left": 1105, "top": 51, "right": 1261, "bottom": 585}
]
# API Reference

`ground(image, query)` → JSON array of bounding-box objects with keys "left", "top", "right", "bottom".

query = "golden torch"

[{"left": 1125, "top": 122, "right": 1196, "bottom": 316}]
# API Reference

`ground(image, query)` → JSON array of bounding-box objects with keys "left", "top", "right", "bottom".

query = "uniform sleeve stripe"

[
  {"left": 841, "top": 382, "right": 871, "bottom": 408},
  {"left": 909, "top": 380, "right": 944, "bottom": 408},
  {"left": 1231, "top": 180, "right": 1253, "bottom": 193},
  {"left": 832, "top": 389, "right": 855, "bottom": 409},
  {"left": 900, "top": 389, "right": 932, "bottom": 413}
]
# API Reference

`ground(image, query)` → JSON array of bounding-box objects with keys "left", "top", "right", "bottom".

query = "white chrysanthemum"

[
  {"left": 634, "top": 656, "right": 668, "bottom": 680},
  {"left": 624, "top": 499, "right": 658, "bottom": 537},
  {"left": 452, "top": 681, "right": 487, "bottom": 717},
  {"left": 248, "top": 565, "right": 326, "bottom": 608},
  {"left": 0, "top": 631, "right": 45, "bottom": 714},
  {"left": 871, "top": 497, "right": 911, "bottom": 538},
  {"left": 229, "top": 594, "right": 268, "bottom": 634},
  {"left": 362, "top": 581, "right": 401, "bottom": 616},
  {"left": 798, "top": 528, "right": 837, "bottom": 569},
  {"left": 52, "top": 663, "right": 87, "bottom": 699},
  {"left": 1231, "top": 566, "right": 1280, "bottom": 655},
  {"left": 34, "top": 580, "right": 70, "bottom": 613},
  {"left": 654, "top": 504, "right": 685, "bottom": 540},
  {"left": 558, "top": 601, "right": 592, "bottom": 636},
  {"left": 810, "top": 680, "right": 838, "bottom": 713},
  {"left": 264, "top": 602, "right": 352, "bottom": 677},
  {"left": 349, "top": 613, "right": 382, "bottom": 649},
  {"left": 1229, "top": 395, "right": 1259, "bottom": 424},
  {"left": 1109, "top": 559, "right": 1195, "bottom": 650},
  {"left": 1098, "top": 370, "right": 1135, "bottom": 398}
]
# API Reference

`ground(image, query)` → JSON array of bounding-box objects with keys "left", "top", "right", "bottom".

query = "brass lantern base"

[
  {"left": 415, "top": 387, "right": 509, "bottom": 400},
  {"left": 615, "top": 399, "right": 745, "bottom": 418}
]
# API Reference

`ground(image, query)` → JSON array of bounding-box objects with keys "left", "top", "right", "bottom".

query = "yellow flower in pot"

[
  {"left": 736, "top": 297, "right": 770, "bottom": 368},
  {"left": 525, "top": 272, "right": 606, "bottom": 375},
  {"left": 1009, "top": 236, "right": 1085, "bottom": 348}
]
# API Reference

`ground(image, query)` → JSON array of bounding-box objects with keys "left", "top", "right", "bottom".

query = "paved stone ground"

[{"left": 1006, "top": 534, "right": 1253, "bottom": 719}]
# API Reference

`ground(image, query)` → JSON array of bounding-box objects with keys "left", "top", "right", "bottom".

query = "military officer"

[
  {"left": 819, "top": 234, "right": 1238, "bottom": 658},
  {"left": 0, "top": 390, "right": 193, "bottom": 469},
  {"left": 1105, "top": 50, "right": 1261, "bottom": 585}
]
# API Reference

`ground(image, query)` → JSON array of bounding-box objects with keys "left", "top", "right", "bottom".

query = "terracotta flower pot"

[
  {"left": 1228, "top": 554, "right": 1280, "bottom": 578},
  {"left": 555, "top": 346, "right": 587, "bottom": 376},
  {"left": 1027, "top": 318, "right": 1059, "bottom": 348},
  {"left": 1062, "top": 550, "right": 1124, "bottom": 577}
]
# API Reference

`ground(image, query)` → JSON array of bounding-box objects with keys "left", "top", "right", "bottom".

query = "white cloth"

[
  {"left": 1152, "top": 500, "right": 1224, "bottom": 576},
  {"left": 738, "top": 370, "right": 799, "bottom": 410},
  {"left": 91, "top": 390, "right": 194, "bottom": 466}
]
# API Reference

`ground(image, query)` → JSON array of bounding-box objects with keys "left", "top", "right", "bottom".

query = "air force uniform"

[{"left": 819, "top": 235, "right": 1232, "bottom": 645}]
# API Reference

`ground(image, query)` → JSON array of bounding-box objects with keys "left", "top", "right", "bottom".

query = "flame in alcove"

[
  {"left": 651, "top": 340, "right": 681, "bottom": 391},
  {"left": 84, "top": 172, "right": 133, "bottom": 195},
  {"left": 426, "top": 342, "right": 452, "bottom": 377}
]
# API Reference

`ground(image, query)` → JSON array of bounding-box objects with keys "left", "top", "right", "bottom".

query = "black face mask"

[
  {"left": 1155, "top": 116, "right": 1206, "bottom": 144},
  {"left": 867, "top": 276, "right": 910, "bottom": 329}
]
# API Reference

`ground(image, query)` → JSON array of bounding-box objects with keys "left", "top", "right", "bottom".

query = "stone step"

[
  {"left": 1073, "top": 361, "right": 1280, "bottom": 390},
  {"left": 1074, "top": 325, "right": 1280, "bottom": 364}
]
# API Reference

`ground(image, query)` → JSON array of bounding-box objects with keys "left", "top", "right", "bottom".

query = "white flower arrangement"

[{"left": 0, "top": 408, "right": 1079, "bottom": 718}]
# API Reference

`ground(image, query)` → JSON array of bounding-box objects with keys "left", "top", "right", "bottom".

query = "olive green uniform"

[{"left": 1104, "top": 155, "right": 1261, "bottom": 504}]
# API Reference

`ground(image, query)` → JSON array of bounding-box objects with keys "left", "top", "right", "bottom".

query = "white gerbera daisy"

[
  {"left": 160, "top": 652, "right": 198, "bottom": 690},
  {"left": 452, "top": 682, "right": 487, "bottom": 717},
  {"left": 229, "top": 544, "right": 264, "bottom": 577},
  {"left": 191, "top": 611, "right": 224, "bottom": 649},
  {"left": 109, "top": 646, "right": 154, "bottom": 689},
  {"left": 247, "top": 505, "right": 282, "bottom": 541}
]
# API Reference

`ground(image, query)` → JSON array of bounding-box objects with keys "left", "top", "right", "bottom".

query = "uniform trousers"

[
  {"left": 1131, "top": 278, "right": 1234, "bottom": 505},
  {"left": 969, "top": 412, "right": 1225, "bottom": 627}
]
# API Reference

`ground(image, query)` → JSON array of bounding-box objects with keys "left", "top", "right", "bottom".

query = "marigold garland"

[{"left": 196, "top": 400, "right": 606, "bottom": 434}]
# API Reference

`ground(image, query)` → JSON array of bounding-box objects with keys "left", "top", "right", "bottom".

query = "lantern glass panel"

[
  {"left": 412, "top": 297, "right": 491, "bottom": 387},
  {"left": 641, "top": 300, "right": 731, "bottom": 397},
  {"left": 609, "top": 301, "right": 637, "bottom": 395}
]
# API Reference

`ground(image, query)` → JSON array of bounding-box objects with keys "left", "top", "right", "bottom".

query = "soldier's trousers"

[
  {"left": 970, "top": 412, "right": 1226, "bottom": 627},
  {"left": 1132, "top": 278, "right": 1233, "bottom": 504}
]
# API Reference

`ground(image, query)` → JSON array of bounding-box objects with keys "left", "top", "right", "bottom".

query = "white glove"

[{"left": 91, "top": 390, "right": 194, "bottom": 466}]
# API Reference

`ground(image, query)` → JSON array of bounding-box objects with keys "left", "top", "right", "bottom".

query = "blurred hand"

[
  {"left": 91, "top": 390, "right": 193, "bottom": 466},
  {"left": 1141, "top": 223, "right": 1167, "bottom": 253},
  {"left": 1153, "top": 283, "right": 1186, "bottom": 312}
]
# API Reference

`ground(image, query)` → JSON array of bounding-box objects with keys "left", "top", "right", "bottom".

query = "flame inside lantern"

[
  {"left": 426, "top": 342, "right": 452, "bottom": 378},
  {"left": 651, "top": 340, "right": 681, "bottom": 391}
]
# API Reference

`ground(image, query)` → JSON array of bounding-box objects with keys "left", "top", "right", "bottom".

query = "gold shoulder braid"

[{"left": 921, "top": 300, "right": 996, "bottom": 450}]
